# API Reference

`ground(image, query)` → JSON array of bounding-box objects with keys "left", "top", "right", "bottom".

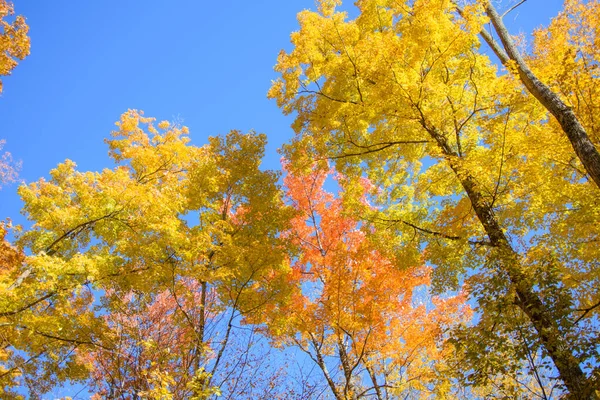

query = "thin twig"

[{"left": 502, "top": 0, "right": 528, "bottom": 18}]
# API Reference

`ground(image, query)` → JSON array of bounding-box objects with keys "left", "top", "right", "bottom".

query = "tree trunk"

[
  {"left": 425, "top": 124, "right": 596, "bottom": 399},
  {"left": 337, "top": 335, "right": 357, "bottom": 399},
  {"left": 481, "top": 2, "right": 600, "bottom": 191},
  {"left": 311, "top": 336, "right": 345, "bottom": 400}
]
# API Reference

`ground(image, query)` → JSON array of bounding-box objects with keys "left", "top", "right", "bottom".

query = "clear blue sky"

[
  {"left": 0, "top": 0, "right": 563, "bottom": 228},
  {"left": 0, "top": 1, "right": 318, "bottom": 227},
  {"left": 0, "top": 0, "right": 564, "bottom": 396}
]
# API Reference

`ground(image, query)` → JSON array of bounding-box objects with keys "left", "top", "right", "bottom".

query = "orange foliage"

[
  {"left": 0, "top": 221, "right": 23, "bottom": 280},
  {"left": 267, "top": 163, "right": 469, "bottom": 398}
]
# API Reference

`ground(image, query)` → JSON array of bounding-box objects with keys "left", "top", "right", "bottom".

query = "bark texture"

[
  {"left": 424, "top": 121, "right": 597, "bottom": 399},
  {"left": 482, "top": 2, "right": 600, "bottom": 191}
]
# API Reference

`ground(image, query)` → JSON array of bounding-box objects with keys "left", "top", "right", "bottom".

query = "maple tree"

[
  {"left": 266, "top": 164, "right": 469, "bottom": 399},
  {"left": 82, "top": 283, "right": 214, "bottom": 399},
  {"left": 82, "top": 282, "right": 289, "bottom": 399},
  {"left": 2, "top": 1, "right": 600, "bottom": 398},
  {"left": 0, "top": 111, "right": 292, "bottom": 398},
  {"left": 269, "top": 0, "right": 600, "bottom": 397},
  {"left": 529, "top": 0, "right": 600, "bottom": 178}
]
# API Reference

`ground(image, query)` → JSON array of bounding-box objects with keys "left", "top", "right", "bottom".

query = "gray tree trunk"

[{"left": 481, "top": 2, "right": 600, "bottom": 191}]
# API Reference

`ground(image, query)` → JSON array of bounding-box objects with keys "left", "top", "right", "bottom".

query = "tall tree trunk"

[
  {"left": 424, "top": 122, "right": 596, "bottom": 399},
  {"left": 477, "top": 2, "right": 600, "bottom": 191}
]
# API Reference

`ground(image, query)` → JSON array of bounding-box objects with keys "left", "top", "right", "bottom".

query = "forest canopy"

[{"left": 0, "top": 0, "right": 599, "bottom": 399}]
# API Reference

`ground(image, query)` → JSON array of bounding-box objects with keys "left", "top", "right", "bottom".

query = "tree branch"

[
  {"left": 501, "top": 0, "right": 528, "bottom": 18},
  {"left": 377, "top": 217, "right": 492, "bottom": 247}
]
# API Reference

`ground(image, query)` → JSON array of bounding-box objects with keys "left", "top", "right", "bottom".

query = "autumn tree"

[
  {"left": 82, "top": 281, "right": 289, "bottom": 399},
  {"left": 0, "top": 0, "right": 29, "bottom": 94},
  {"left": 0, "top": 111, "right": 292, "bottom": 398},
  {"left": 82, "top": 283, "right": 215, "bottom": 399},
  {"left": 270, "top": 0, "right": 599, "bottom": 397},
  {"left": 266, "top": 164, "right": 469, "bottom": 399},
  {"left": 454, "top": 0, "right": 600, "bottom": 190},
  {"left": 529, "top": 0, "right": 600, "bottom": 176},
  {"left": 0, "top": 223, "right": 25, "bottom": 397}
]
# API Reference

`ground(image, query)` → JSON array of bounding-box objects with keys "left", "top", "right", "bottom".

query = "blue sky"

[
  {"left": 0, "top": 0, "right": 564, "bottom": 228},
  {"left": 0, "top": 0, "right": 565, "bottom": 397},
  {"left": 0, "top": 1, "right": 316, "bottom": 227}
]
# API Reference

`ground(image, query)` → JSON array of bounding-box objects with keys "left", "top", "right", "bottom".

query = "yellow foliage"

[
  {"left": 1, "top": 110, "right": 292, "bottom": 395},
  {"left": 0, "top": 0, "right": 29, "bottom": 93},
  {"left": 270, "top": 0, "right": 600, "bottom": 395}
]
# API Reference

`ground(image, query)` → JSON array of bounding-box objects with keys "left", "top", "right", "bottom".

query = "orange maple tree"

[
  {"left": 81, "top": 280, "right": 289, "bottom": 399},
  {"left": 265, "top": 163, "right": 469, "bottom": 399}
]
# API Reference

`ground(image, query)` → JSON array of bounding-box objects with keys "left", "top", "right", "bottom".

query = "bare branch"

[{"left": 502, "top": 0, "right": 528, "bottom": 18}]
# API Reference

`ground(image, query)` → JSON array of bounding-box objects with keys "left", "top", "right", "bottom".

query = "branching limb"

[
  {"left": 574, "top": 299, "right": 600, "bottom": 325},
  {"left": 377, "top": 216, "right": 493, "bottom": 247}
]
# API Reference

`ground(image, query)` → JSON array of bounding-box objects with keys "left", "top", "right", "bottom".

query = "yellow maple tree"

[
  {"left": 0, "top": 111, "right": 292, "bottom": 397},
  {"left": 270, "top": 0, "right": 599, "bottom": 397}
]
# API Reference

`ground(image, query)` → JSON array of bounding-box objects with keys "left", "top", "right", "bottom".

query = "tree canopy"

[{"left": 1, "top": 0, "right": 599, "bottom": 398}]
